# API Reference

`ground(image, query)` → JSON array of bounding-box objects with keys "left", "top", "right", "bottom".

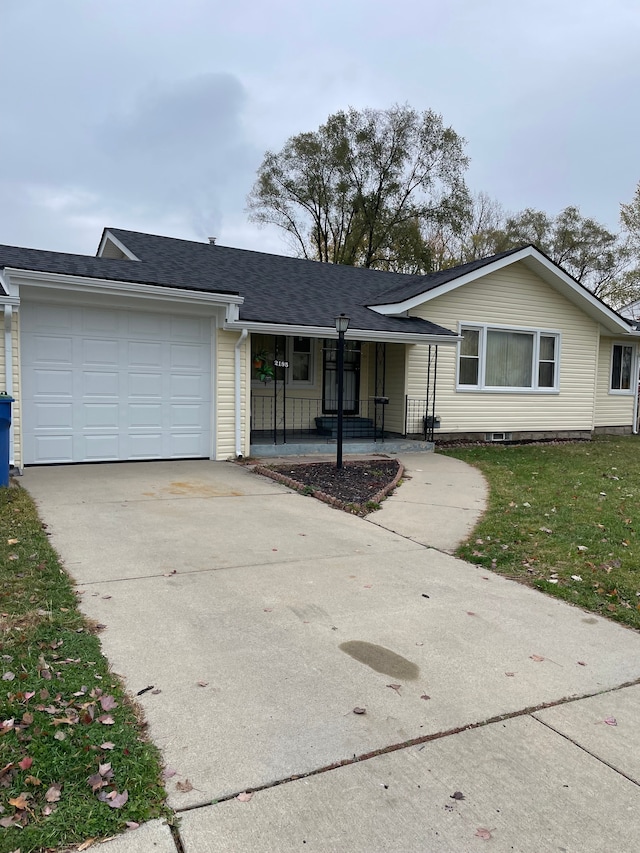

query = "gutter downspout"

[
  {"left": 4, "top": 304, "right": 14, "bottom": 466},
  {"left": 234, "top": 328, "right": 248, "bottom": 458}
]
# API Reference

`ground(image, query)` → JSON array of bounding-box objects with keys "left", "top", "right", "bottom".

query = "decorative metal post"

[{"left": 335, "top": 313, "right": 350, "bottom": 470}]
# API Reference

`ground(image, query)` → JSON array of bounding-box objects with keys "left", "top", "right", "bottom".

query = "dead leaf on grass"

[
  {"left": 98, "top": 714, "right": 115, "bottom": 725},
  {"left": 9, "top": 792, "right": 30, "bottom": 809},
  {"left": 99, "top": 695, "right": 118, "bottom": 711},
  {"left": 18, "top": 756, "right": 33, "bottom": 771},
  {"left": 78, "top": 838, "right": 96, "bottom": 850},
  {"left": 101, "top": 742, "right": 115, "bottom": 750},
  {"left": 45, "top": 782, "right": 62, "bottom": 802}
]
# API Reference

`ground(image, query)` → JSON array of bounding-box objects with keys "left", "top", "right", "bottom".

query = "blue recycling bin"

[{"left": 0, "top": 395, "right": 14, "bottom": 487}]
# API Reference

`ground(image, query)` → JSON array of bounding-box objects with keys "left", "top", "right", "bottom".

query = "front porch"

[{"left": 248, "top": 334, "right": 439, "bottom": 457}]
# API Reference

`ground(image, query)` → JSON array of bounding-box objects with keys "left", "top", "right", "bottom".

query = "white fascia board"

[
  {"left": 0, "top": 271, "right": 20, "bottom": 305},
  {"left": 97, "top": 230, "right": 141, "bottom": 260},
  {"left": 4, "top": 268, "right": 243, "bottom": 308},
  {"left": 369, "top": 246, "right": 638, "bottom": 336},
  {"left": 224, "top": 320, "right": 460, "bottom": 345}
]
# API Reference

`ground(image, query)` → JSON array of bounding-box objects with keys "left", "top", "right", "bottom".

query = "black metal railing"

[
  {"left": 405, "top": 397, "right": 438, "bottom": 441},
  {"left": 251, "top": 396, "right": 392, "bottom": 444}
]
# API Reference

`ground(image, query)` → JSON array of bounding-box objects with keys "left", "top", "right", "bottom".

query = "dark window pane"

[
  {"left": 539, "top": 336, "right": 555, "bottom": 361},
  {"left": 459, "top": 357, "right": 479, "bottom": 385},
  {"left": 460, "top": 328, "right": 479, "bottom": 357},
  {"left": 538, "top": 362, "right": 554, "bottom": 387}
]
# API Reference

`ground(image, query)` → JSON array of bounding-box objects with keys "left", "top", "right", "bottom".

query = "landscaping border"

[{"left": 251, "top": 460, "right": 404, "bottom": 515}]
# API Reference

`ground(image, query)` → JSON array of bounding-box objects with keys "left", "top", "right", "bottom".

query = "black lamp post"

[{"left": 335, "top": 313, "right": 350, "bottom": 470}]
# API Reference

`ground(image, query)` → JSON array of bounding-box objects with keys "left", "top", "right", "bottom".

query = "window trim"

[
  {"left": 609, "top": 341, "right": 636, "bottom": 395},
  {"left": 456, "top": 322, "right": 561, "bottom": 393}
]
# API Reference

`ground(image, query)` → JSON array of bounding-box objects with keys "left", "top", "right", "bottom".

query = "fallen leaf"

[
  {"left": 126, "top": 821, "right": 140, "bottom": 829},
  {"left": 577, "top": 661, "right": 587, "bottom": 667},
  {"left": 99, "top": 695, "right": 118, "bottom": 711},
  {"left": 176, "top": 779, "right": 194, "bottom": 792},
  {"left": 101, "top": 742, "right": 115, "bottom": 750},
  {"left": 101, "top": 595, "right": 112, "bottom": 600},
  {"left": 450, "top": 791, "right": 465, "bottom": 800},
  {"left": 387, "top": 684, "right": 402, "bottom": 694},
  {"left": 108, "top": 790, "right": 129, "bottom": 809},
  {"left": 530, "top": 654, "right": 545, "bottom": 662},
  {"left": 42, "top": 804, "right": 56, "bottom": 816},
  {"left": 0, "top": 815, "right": 18, "bottom": 827},
  {"left": 577, "top": 546, "right": 588, "bottom": 552},
  {"left": 539, "top": 526, "right": 553, "bottom": 534},
  {"left": 45, "top": 783, "right": 62, "bottom": 802},
  {"left": 2, "top": 672, "right": 15, "bottom": 681},
  {"left": 237, "top": 791, "right": 253, "bottom": 802},
  {"left": 7, "top": 538, "right": 18, "bottom": 545},
  {"left": 54, "top": 731, "right": 66, "bottom": 741},
  {"left": 197, "top": 681, "right": 209, "bottom": 687},
  {"left": 98, "top": 714, "right": 115, "bottom": 725},
  {"left": 18, "top": 756, "right": 33, "bottom": 771},
  {"left": 9, "top": 792, "right": 30, "bottom": 809},
  {"left": 466, "top": 611, "right": 476, "bottom": 616},
  {"left": 87, "top": 772, "right": 105, "bottom": 792},
  {"left": 78, "top": 838, "right": 96, "bottom": 850},
  {"left": 25, "top": 775, "right": 41, "bottom": 786},
  {"left": 420, "top": 694, "right": 431, "bottom": 700},
  {"left": 162, "top": 767, "right": 177, "bottom": 780},
  {"left": 352, "top": 707, "right": 366, "bottom": 715},
  {"left": 505, "top": 672, "right": 516, "bottom": 677},
  {"left": 475, "top": 827, "right": 493, "bottom": 840},
  {"left": 604, "top": 716, "right": 617, "bottom": 726}
]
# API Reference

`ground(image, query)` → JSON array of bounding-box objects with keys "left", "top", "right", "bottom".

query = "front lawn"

[
  {"left": 0, "top": 484, "right": 169, "bottom": 853},
  {"left": 442, "top": 436, "right": 640, "bottom": 630}
]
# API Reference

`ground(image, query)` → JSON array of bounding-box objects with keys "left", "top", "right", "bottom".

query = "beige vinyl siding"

[
  {"left": 594, "top": 338, "right": 637, "bottom": 428},
  {"left": 216, "top": 328, "right": 248, "bottom": 459},
  {"left": 1, "top": 309, "right": 21, "bottom": 468},
  {"left": 407, "top": 262, "right": 600, "bottom": 434},
  {"left": 384, "top": 344, "right": 406, "bottom": 433}
]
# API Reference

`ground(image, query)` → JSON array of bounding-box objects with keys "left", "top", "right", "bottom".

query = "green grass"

[
  {"left": 442, "top": 436, "right": 640, "bottom": 630},
  {"left": 0, "top": 483, "right": 169, "bottom": 853}
]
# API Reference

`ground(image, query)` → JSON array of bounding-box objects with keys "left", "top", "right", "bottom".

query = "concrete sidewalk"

[{"left": 24, "top": 454, "right": 640, "bottom": 853}]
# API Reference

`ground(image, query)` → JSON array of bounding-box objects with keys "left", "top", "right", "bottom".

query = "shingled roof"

[{"left": 0, "top": 228, "right": 525, "bottom": 339}]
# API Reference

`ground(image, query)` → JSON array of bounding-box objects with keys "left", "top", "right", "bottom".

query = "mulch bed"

[{"left": 252, "top": 459, "right": 403, "bottom": 515}]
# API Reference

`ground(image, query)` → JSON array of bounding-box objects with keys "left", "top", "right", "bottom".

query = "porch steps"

[{"left": 314, "top": 416, "right": 377, "bottom": 438}]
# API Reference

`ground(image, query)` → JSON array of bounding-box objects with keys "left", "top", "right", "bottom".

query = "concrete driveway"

[{"left": 24, "top": 456, "right": 640, "bottom": 852}]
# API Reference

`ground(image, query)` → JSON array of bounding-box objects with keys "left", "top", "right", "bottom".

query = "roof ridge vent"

[{"left": 208, "top": 236, "right": 217, "bottom": 245}]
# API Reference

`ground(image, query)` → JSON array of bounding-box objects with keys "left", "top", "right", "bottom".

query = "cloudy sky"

[{"left": 1, "top": 0, "right": 638, "bottom": 257}]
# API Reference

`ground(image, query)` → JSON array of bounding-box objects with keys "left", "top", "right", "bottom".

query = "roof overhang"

[
  {"left": 224, "top": 319, "right": 460, "bottom": 345},
  {"left": 3, "top": 268, "right": 243, "bottom": 308},
  {"left": 369, "top": 246, "right": 640, "bottom": 337}
]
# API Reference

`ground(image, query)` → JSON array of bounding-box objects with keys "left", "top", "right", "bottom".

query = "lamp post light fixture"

[{"left": 335, "top": 313, "right": 350, "bottom": 470}]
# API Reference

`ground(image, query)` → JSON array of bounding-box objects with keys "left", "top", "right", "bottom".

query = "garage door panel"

[
  {"left": 84, "top": 404, "right": 119, "bottom": 428},
  {"left": 31, "top": 336, "right": 73, "bottom": 364},
  {"left": 128, "top": 341, "right": 163, "bottom": 367},
  {"left": 170, "top": 373, "right": 206, "bottom": 398},
  {"left": 129, "top": 373, "right": 163, "bottom": 397},
  {"left": 31, "top": 435, "right": 74, "bottom": 463},
  {"left": 33, "top": 369, "right": 73, "bottom": 396},
  {"left": 21, "top": 303, "right": 213, "bottom": 464},
  {"left": 33, "top": 402, "right": 73, "bottom": 428},
  {"left": 128, "top": 434, "right": 163, "bottom": 458},
  {"left": 83, "top": 339, "right": 119, "bottom": 365},
  {"left": 83, "top": 435, "right": 120, "bottom": 460},
  {"left": 82, "top": 371, "right": 119, "bottom": 396}
]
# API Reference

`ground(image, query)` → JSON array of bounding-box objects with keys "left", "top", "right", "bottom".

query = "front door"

[{"left": 322, "top": 340, "right": 360, "bottom": 414}]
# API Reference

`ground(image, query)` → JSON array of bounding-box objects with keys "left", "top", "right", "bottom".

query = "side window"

[
  {"left": 291, "top": 337, "right": 313, "bottom": 384},
  {"left": 611, "top": 344, "right": 634, "bottom": 391}
]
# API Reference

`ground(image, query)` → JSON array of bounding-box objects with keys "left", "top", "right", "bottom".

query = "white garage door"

[{"left": 21, "top": 302, "right": 213, "bottom": 464}]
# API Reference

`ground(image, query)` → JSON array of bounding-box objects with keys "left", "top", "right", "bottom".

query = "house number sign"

[{"left": 274, "top": 360, "right": 289, "bottom": 368}]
